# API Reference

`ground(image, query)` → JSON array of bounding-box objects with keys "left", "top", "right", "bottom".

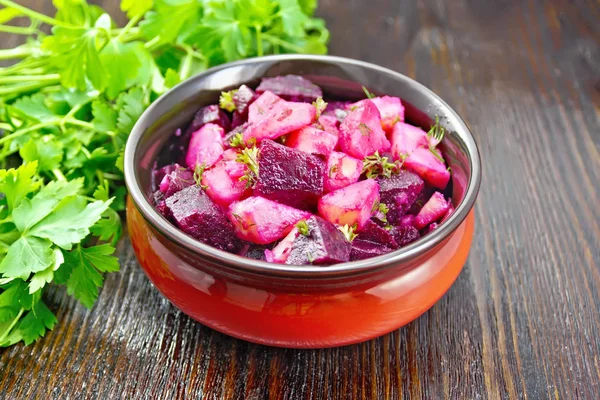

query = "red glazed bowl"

[{"left": 124, "top": 55, "right": 481, "bottom": 348}]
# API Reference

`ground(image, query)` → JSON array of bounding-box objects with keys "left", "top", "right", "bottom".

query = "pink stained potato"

[
  {"left": 403, "top": 147, "right": 451, "bottom": 190},
  {"left": 185, "top": 123, "right": 225, "bottom": 170},
  {"left": 390, "top": 122, "right": 429, "bottom": 161},
  {"left": 286, "top": 126, "right": 338, "bottom": 157},
  {"left": 338, "top": 99, "right": 390, "bottom": 159},
  {"left": 414, "top": 192, "right": 450, "bottom": 229},
  {"left": 228, "top": 196, "right": 311, "bottom": 245},
  {"left": 324, "top": 151, "right": 363, "bottom": 193},
  {"left": 318, "top": 179, "right": 380, "bottom": 229}
]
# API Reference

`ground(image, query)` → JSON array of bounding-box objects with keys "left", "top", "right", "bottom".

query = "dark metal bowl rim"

[{"left": 124, "top": 54, "right": 482, "bottom": 279}]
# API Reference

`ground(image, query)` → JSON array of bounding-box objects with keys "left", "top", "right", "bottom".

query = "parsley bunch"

[{"left": 0, "top": 0, "right": 328, "bottom": 347}]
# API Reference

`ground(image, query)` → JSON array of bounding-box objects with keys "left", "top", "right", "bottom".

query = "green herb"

[
  {"left": 338, "top": 224, "right": 358, "bottom": 242},
  {"left": 362, "top": 151, "right": 400, "bottom": 179},
  {"left": 229, "top": 132, "right": 255, "bottom": 149},
  {"left": 296, "top": 220, "right": 310, "bottom": 236},
  {"left": 329, "top": 164, "right": 339, "bottom": 178},
  {"left": 0, "top": 0, "right": 329, "bottom": 347},
  {"left": 193, "top": 163, "right": 207, "bottom": 189},
  {"left": 362, "top": 85, "right": 375, "bottom": 99},
  {"left": 312, "top": 97, "right": 327, "bottom": 118},
  {"left": 427, "top": 116, "right": 445, "bottom": 162},
  {"left": 358, "top": 122, "right": 372, "bottom": 137},
  {"left": 219, "top": 90, "right": 237, "bottom": 112},
  {"left": 236, "top": 146, "right": 259, "bottom": 189}
]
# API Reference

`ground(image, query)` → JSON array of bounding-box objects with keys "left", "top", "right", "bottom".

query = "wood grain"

[{"left": 1, "top": 0, "right": 599, "bottom": 399}]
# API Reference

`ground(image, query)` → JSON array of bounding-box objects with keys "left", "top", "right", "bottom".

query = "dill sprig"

[
  {"left": 362, "top": 151, "right": 400, "bottom": 179},
  {"left": 219, "top": 90, "right": 237, "bottom": 112},
  {"left": 338, "top": 224, "right": 358, "bottom": 242},
  {"left": 236, "top": 146, "right": 260, "bottom": 189}
]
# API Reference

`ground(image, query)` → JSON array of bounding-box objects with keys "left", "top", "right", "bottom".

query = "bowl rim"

[{"left": 124, "top": 54, "right": 481, "bottom": 278}]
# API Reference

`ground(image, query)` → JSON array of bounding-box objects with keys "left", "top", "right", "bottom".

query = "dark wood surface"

[{"left": 1, "top": 0, "right": 599, "bottom": 399}]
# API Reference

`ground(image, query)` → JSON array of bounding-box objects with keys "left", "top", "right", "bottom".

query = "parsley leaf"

[
  {"left": 0, "top": 237, "right": 55, "bottom": 280},
  {"left": 28, "top": 196, "right": 111, "bottom": 250}
]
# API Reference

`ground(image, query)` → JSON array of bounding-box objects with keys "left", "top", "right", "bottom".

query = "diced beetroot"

[
  {"left": 202, "top": 161, "right": 249, "bottom": 207},
  {"left": 350, "top": 239, "right": 393, "bottom": 261},
  {"left": 228, "top": 196, "right": 310, "bottom": 244},
  {"left": 256, "top": 75, "right": 322, "bottom": 102},
  {"left": 403, "top": 147, "right": 451, "bottom": 189},
  {"left": 231, "top": 112, "right": 245, "bottom": 129},
  {"left": 318, "top": 179, "right": 380, "bottom": 229},
  {"left": 255, "top": 140, "right": 325, "bottom": 209},
  {"left": 185, "top": 123, "right": 225, "bottom": 170},
  {"left": 269, "top": 216, "right": 351, "bottom": 265},
  {"left": 233, "top": 84, "right": 256, "bottom": 116},
  {"left": 399, "top": 214, "right": 415, "bottom": 228},
  {"left": 324, "top": 151, "right": 362, "bottom": 193},
  {"left": 392, "top": 225, "right": 420, "bottom": 247},
  {"left": 339, "top": 100, "right": 390, "bottom": 159},
  {"left": 152, "top": 164, "right": 177, "bottom": 192},
  {"left": 239, "top": 244, "right": 269, "bottom": 260},
  {"left": 324, "top": 101, "right": 352, "bottom": 116},
  {"left": 165, "top": 186, "right": 242, "bottom": 252},
  {"left": 186, "top": 104, "right": 231, "bottom": 134},
  {"left": 406, "top": 186, "right": 435, "bottom": 215},
  {"left": 390, "top": 122, "right": 429, "bottom": 161},
  {"left": 378, "top": 171, "right": 424, "bottom": 223},
  {"left": 152, "top": 190, "right": 171, "bottom": 219},
  {"left": 248, "top": 91, "right": 283, "bottom": 124},
  {"left": 348, "top": 96, "right": 404, "bottom": 133},
  {"left": 414, "top": 192, "right": 450, "bottom": 229},
  {"left": 158, "top": 165, "right": 194, "bottom": 198},
  {"left": 244, "top": 101, "right": 316, "bottom": 143},
  {"left": 318, "top": 114, "right": 340, "bottom": 137},
  {"left": 357, "top": 219, "right": 398, "bottom": 249},
  {"left": 286, "top": 126, "right": 337, "bottom": 157}
]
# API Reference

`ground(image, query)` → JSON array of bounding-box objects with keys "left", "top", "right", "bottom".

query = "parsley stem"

[
  {"left": 0, "top": 0, "right": 77, "bottom": 29},
  {"left": 0, "top": 24, "right": 37, "bottom": 35},
  {"left": 0, "top": 74, "right": 59, "bottom": 84},
  {"left": 262, "top": 34, "right": 305, "bottom": 53},
  {"left": 0, "top": 308, "right": 24, "bottom": 345},
  {"left": 65, "top": 119, "right": 115, "bottom": 137},
  {"left": 0, "top": 120, "right": 58, "bottom": 145},
  {"left": 144, "top": 36, "right": 161, "bottom": 51},
  {"left": 179, "top": 51, "right": 193, "bottom": 81},
  {"left": 0, "top": 80, "right": 61, "bottom": 98},
  {"left": 255, "top": 25, "right": 263, "bottom": 57},
  {"left": 116, "top": 15, "right": 141, "bottom": 41},
  {"left": 53, "top": 169, "right": 66, "bottom": 181},
  {"left": 0, "top": 46, "right": 33, "bottom": 61}
]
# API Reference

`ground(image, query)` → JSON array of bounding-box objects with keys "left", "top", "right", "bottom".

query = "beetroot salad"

[{"left": 151, "top": 75, "right": 454, "bottom": 265}]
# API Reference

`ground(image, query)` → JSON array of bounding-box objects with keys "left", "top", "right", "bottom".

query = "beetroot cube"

[
  {"left": 390, "top": 122, "right": 429, "bottom": 161},
  {"left": 255, "top": 140, "right": 325, "bottom": 209},
  {"left": 248, "top": 91, "right": 283, "bottom": 124},
  {"left": 240, "top": 244, "right": 269, "bottom": 261},
  {"left": 339, "top": 99, "right": 390, "bottom": 159},
  {"left": 185, "top": 123, "right": 225, "bottom": 170},
  {"left": 256, "top": 75, "right": 322, "bottom": 102},
  {"left": 378, "top": 171, "right": 424, "bottom": 223},
  {"left": 392, "top": 225, "right": 421, "bottom": 247},
  {"left": 158, "top": 165, "right": 194, "bottom": 198},
  {"left": 350, "top": 239, "right": 393, "bottom": 261},
  {"left": 152, "top": 190, "right": 171, "bottom": 219},
  {"left": 268, "top": 216, "right": 351, "bottom": 265},
  {"left": 244, "top": 100, "right": 316, "bottom": 143},
  {"left": 406, "top": 186, "right": 435, "bottom": 215},
  {"left": 233, "top": 84, "right": 256, "bottom": 116},
  {"left": 399, "top": 214, "right": 416, "bottom": 228},
  {"left": 165, "top": 186, "right": 242, "bottom": 252},
  {"left": 357, "top": 219, "right": 398, "bottom": 249},
  {"left": 414, "top": 192, "right": 450, "bottom": 229},
  {"left": 223, "top": 123, "right": 249, "bottom": 148},
  {"left": 318, "top": 179, "right": 380, "bottom": 229},
  {"left": 202, "top": 160, "right": 249, "bottom": 207},
  {"left": 152, "top": 164, "right": 177, "bottom": 191},
  {"left": 324, "top": 151, "right": 363, "bottom": 193},
  {"left": 228, "top": 196, "right": 311, "bottom": 244},
  {"left": 286, "top": 126, "right": 338, "bottom": 157},
  {"left": 186, "top": 104, "right": 231, "bottom": 135},
  {"left": 403, "top": 147, "right": 451, "bottom": 189}
]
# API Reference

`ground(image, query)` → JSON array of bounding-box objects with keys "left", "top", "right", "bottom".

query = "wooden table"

[{"left": 1, "top": 0, "right": 599, "bottom": 398}]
